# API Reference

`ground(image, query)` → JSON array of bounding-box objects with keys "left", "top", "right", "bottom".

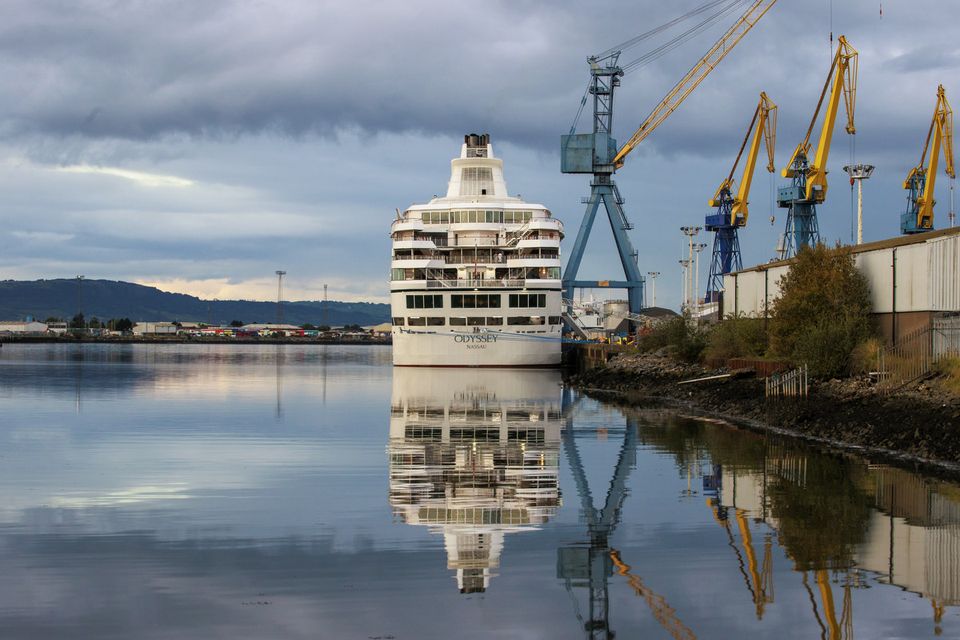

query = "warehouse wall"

[{"left": 721, "top": 229, "right": 960, "bottom": 343}]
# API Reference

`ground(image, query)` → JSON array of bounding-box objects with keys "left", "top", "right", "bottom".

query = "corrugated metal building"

[{"left": 722, "top": 227, "right": 960, "bottom": 342}]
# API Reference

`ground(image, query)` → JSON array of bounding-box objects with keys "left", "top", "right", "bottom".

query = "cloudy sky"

[{"left": 0, "top": 0, "right": 951, "bottom": 308}]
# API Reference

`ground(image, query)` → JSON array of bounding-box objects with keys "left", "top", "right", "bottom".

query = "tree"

[
  {"left": 88, "top": 317, "right": 102, "bottom": 329},
  {"left": 230, "top": 320, "right": 244, "bottom": 327},
  {"left": 107, "top": 318, "right": 133, "bottom": 332},
  {"left": 44, "top": 316, "right": 64, "bottom": 324},
  {"left": 69, "top": 313, "right": 85, "bottom": 329},
  {"left": 301, "top": 323, "right": 316, "bottom": 330},
  {"left": 769, "top": 244, "right": 874, "bottom": 378}
]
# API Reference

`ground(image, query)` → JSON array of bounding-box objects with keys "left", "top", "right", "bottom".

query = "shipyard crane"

[
  {"left": 705, "top": 92, "right": 777, "bottom": 302},
  {"left": 901, "top": 84, "right": 955, "bottom": 234},
  {"left": 561, "top": 0, "right": 778, "bottom": 316},
  {"left": 776, "top": 36, "right": 858, "bottom": 259}
]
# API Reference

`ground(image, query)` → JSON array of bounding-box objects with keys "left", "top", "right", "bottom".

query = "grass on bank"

[{"left": 935, "top": 356, "right": 960, "bottom": 395}]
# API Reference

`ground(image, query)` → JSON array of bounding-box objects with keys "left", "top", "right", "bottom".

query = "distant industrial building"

[
  {"left": 723, "top": 226, "right": 960, "bottom": 342},
  {"left": 0, "top": 320, "right": 48, "bottom": 334},
  {"left": 132, "top": 322, "right": 178, "bottom": 336}
]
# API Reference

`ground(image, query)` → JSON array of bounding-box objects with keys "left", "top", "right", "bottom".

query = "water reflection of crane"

[
  {"left": 559, "top": 392, "right": 696, "bottom": 639},
  {"left": 800, "top": 569, "right": 855, "bottom": 640},
  {"left": 703, "top": 466, "right": 774, "bottom": 620}
]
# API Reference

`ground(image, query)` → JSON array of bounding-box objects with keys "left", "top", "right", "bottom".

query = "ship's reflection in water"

[{"left": 387, "top": 368, "right": 562, "bottom": 592}]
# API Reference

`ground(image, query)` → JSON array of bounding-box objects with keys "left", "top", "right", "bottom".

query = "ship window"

[
  {"left": 548, "top": 316, "right": 561, "bottom": 325},
  {"left": 427, "top": 317, "right": 445, "bottom": 326},
  {"left": 467, "top": 317, "right": 485, "bottom": 326},
  {"left": 452, "top": 294, "right": 499, "bottom": 309},
  {"left": 392, "top": 317, "right": 405, "bottom": 326},
  {"left": 450, "top": 317, "right": 467, "bottom": 326},
  {"left": 391, "top": 268, "right": 404, "bottom": 281},
  {"left": 509, "top": 294, "right": 547, "bottom": 308},
  {"left": 407, "top": 294, "right": 443, "bottom": 309},
  {"left": 460, "top": 167, "right": 494, "bottom": 197},
  {"left": 508, "top": 316, "right": 546, "bottom": 326},
  {"left": 440, "top": 211, "right": 449, "bottom": 223},
  {"left": 408, "top": 317, "right": 426, "bottom": 326},
  {"left": 487, "top": 317, "right": 503, "bottom": 326}
]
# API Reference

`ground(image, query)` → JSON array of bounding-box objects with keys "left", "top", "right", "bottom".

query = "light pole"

[
  {"left": 843, "top": 163, "right": 875, "bottom": 244},
  {"left": 646, "top": 272, "right": 660, "bottom": 307},
  {"left": 275, "top": 271, "right": 286, "bottom": 324},
  {"left": 75, "top": 275, "right": 85, "bottom": 332},
  {"left": 680, "top": 227, "right": 701, "bottom": 313},
  {"left": 679, "top": 259, "right": 691, "bottom": 312},
  {"left": 694, "top": 243, "right": 707, "bottom": 316}
]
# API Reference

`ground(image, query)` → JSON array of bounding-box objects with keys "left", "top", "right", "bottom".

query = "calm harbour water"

[{"left": 1, "top": 343, "right": 958, "bottom": 639}]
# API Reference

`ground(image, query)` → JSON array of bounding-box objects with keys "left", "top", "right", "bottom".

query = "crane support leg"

[
  {"left": 782, "top": 201, "right": 820, "bottom": 258},
  {"left": 562, "top": 178, "right": 645, "bottom": 314},
  {"left": 706, "top": 224, "right": 741, "bottom": 302}
]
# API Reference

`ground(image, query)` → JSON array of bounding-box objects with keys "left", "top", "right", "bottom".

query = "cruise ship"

[{"left": 390, "top": 134, "right": 564, "bottom": 366}]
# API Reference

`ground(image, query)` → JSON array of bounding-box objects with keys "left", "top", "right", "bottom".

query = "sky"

[{"left": 0, "top": 0, "right": 953, "bottom": 309}]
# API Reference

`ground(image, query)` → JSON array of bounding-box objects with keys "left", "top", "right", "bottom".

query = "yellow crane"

[
  {"left": 705, "top": 92, "right": 777, "bottom": 301},
  {"left": 776, "top": 35, "right": 858, "bottom": 258},
  {"left": 901, "top": 84, "right": 955, "bottom": 234},
  {"left": 561, "top": 0, "right": 778, "bottom": 315},
  {"left": 612, "top": 0, "right": 779, "bottom": 168}
]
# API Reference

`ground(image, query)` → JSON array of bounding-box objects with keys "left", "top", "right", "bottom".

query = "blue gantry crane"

[
  {"left": 705, "top": 92, "right": 777, "bottom": 302},
  {"left": 561, "top": 0, "right": 778, "bottom": 316},
  {"left": 776, "top": 36, "right": 858, "bottom": 259}
]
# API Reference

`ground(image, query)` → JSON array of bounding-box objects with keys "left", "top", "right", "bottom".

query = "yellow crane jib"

[
  {"left": 708, "top": 91, "right": 778, "bottom": 227},
  {"left": 781, "top": 36, "right": 858, "bottom": 204},
  {"left": 612, "top": 0, "right": 778, "bottom": 169},
  {"left": 901, "top": 84, "right": 955, "bottom": 234}
]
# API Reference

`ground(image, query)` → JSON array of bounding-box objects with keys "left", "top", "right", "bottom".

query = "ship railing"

[{"left": 425, "top": 278, "right": 526, "bottom": 289}]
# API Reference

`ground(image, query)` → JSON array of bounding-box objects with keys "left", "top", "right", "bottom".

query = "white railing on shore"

[{"left": 765, "top": 364, "right": 808, "bottom": 399}]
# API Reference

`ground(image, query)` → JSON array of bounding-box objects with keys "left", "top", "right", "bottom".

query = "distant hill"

[{"left": 0, "top": 279, "right": 390, "bottom": 327}]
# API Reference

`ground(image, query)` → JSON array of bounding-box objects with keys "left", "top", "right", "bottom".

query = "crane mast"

[
  {"left": 705, "top": 92, "right": 777, "bottom": 302},
  {"left": 901, "top": 84, "right": 955, "bottom": 234},
  {"left": 561, "top": 0, "right": 777, "bottom": 316},
  {"left": 776, "top": 35, "right": 858, "bottom": 259}
]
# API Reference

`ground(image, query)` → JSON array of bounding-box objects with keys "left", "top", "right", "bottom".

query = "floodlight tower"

[
  {"left": 275, "top": 270, "right": 286, "bottom": 324},
  {"left": 694, "top": 242, "right": 707, "bottom": 313},
  {"left": 646, "top": 271, "right": 660, "bottom": 307},
  {"left": 843, "top": 163, "right": 874, "bottom": 244}
]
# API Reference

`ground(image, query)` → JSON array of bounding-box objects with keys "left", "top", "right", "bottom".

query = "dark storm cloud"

[
  {"left": 0, "top": 0, "right": 936, "bottom": 157},
  {"left": 0, "top": 0, "right": 955, "bottom": 307}
]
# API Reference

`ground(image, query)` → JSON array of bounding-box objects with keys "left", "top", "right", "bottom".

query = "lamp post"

[
  {"left": 275, "top": 271, "right": 287, "bottom": 324},
  {"left": 646, "top": 271, "right": 660, "bottom": 307},
  {"left": 694, "top": 243, "right": 707, "bottom": 317},
  {"left": 843, "top": 163, "right": 875, "bottom": 244}
]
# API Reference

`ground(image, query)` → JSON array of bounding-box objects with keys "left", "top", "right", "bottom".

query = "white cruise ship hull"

[{"left": 392, "top": 329, "right": 561, "bottom": 367}]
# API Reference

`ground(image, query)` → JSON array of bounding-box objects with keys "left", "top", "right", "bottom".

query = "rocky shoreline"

[{"left": 567, "top": 352, "right": 960, "bottom": 471}]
